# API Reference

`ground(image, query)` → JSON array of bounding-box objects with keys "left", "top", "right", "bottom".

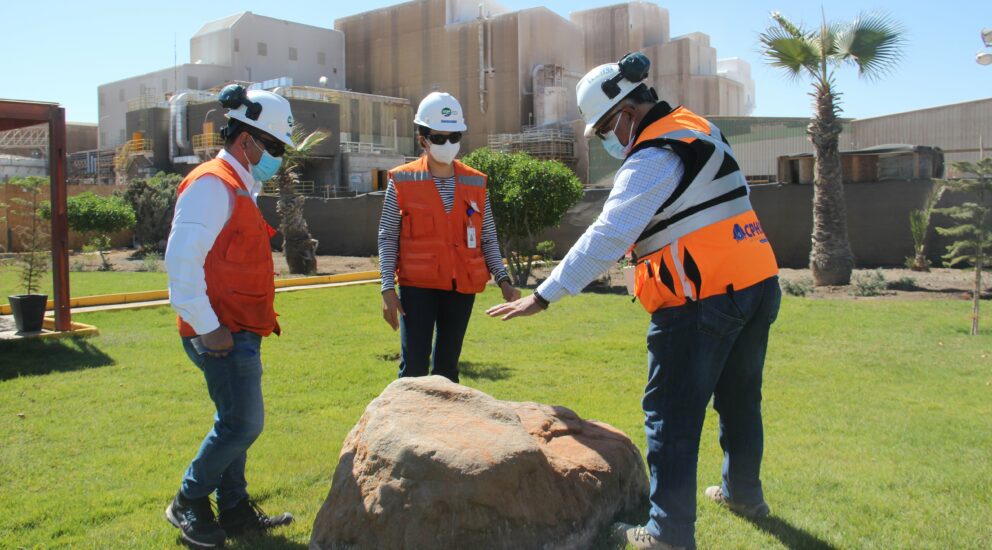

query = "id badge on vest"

[{"left": 467, "top": 223, "right": 477, "bottom": 249}]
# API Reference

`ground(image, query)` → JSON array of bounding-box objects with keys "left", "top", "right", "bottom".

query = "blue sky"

[{"left": 1, "top": 1, "right": 989, "bottom": 123}]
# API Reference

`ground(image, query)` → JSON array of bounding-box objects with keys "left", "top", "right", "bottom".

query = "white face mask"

[
  {"left": 601, "top": 110, "right": 634, "bottom": 160},
  {"left": 427, "top": 140, "right": 460, "bottom": 165}
]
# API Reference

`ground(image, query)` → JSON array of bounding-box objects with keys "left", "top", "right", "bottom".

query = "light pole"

[{"left": 977, "top": 28, "right": 992, "bottom": 65}]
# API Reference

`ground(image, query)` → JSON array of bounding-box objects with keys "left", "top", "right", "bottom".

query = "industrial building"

[
  {"left": 335, "top": 0, "right": 756, "bottom": 182},
  {"left": 97, "top": 12, "right": 346, "bottom": 150},
  {"left": 87, "top": 0, "right": 759, "bottom": 191}
]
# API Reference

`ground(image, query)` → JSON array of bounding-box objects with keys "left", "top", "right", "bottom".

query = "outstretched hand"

[{"left": 486, "top": 293, "right": 545, "bottom": 321}]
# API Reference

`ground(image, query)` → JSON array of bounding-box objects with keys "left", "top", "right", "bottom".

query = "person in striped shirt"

[{"left": 378, "top": 92, "right": 519, "bottom": 383}]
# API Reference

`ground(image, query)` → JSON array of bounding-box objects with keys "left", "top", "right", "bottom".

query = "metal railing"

[
  {"left": 261, "top": 180, "right": 316, "bottom": 196},
  {"left": 192, "top": 133, "right": 223, "bottom": 150}
]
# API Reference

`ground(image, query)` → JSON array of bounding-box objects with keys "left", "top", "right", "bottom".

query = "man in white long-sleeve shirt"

[{"left": 163, "top": 85, "right": 295, "bottom": 548}]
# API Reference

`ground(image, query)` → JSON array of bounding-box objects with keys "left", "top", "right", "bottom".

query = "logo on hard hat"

[
  {"left": 441, "top": 107, "right": 452, "bottom": 116},
  {"left": 287, "top": 115, "right": 294, "bottom": 127}
]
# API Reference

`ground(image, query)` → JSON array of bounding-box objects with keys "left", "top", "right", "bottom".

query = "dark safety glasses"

[
  {"left": 251, "top": 133, "right": 286, "bottom": 158},
  {"left": 425, "top": 132, "right": 462, "bottom": 145}
]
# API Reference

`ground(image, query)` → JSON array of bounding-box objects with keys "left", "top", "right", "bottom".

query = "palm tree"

[
  {"left": 759, "top": 11, "right": 905, "bottom": 285},
  {"left": 274, "top": 129, "right": 328, "bottom": 275}
]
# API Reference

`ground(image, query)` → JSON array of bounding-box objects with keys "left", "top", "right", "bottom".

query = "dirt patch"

[{"left": 68, "top": 250, "right": 984, "bottom": 302}]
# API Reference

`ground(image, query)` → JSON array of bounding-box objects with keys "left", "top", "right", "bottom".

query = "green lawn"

[
  {"left": 0, "top": 268, "right": 168, "bottom": 301},
  {"left": 1, "top": 285, "right": 990, "bottom": 549}
]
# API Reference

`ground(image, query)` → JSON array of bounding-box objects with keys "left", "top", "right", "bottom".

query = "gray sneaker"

[
  {"left": 612, "top": 522, "right": 686, "bottom": 550},
  {"left": 704, "top": 486, "right": 770, "bottom": 518}
]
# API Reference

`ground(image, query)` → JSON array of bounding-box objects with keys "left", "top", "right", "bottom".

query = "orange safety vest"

[
  {"left": 628, "top": 106, "right": 778, "bottom": 313},
  {"left": 389, "top": 156, "right": 491, "bottom": 294},
  {"left": 174, "top": 158, "right": 280, "bottom": 337}
]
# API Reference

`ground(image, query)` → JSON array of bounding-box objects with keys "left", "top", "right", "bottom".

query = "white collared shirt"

[
  {"left": 164, "top": 149, "right": 260, "bottom": 335},
  {"left": 536, "top": 146, "right": 684, "bottom": 303}
]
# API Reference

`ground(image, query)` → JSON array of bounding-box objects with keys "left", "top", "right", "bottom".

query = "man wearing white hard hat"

[
  {"left": 378, "top": 91, "right": 519, "bottom": 382},
  {"left": 164, "top": 85, "right": 295, "bottom": 547},
  {"left": 487, "top": 54, "right": 780, "bottom": 549}
]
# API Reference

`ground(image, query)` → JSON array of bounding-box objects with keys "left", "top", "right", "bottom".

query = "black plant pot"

[{"left": 8, "top": 294, "right": 48, "bottom": 333}]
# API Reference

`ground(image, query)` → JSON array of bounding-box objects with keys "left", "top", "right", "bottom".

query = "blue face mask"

[
  {"left": 601, "top": 111, "right": 634, "bottom": 160},
  {"left": 249, "top": 136, "right": 283, "bottom": 182}
]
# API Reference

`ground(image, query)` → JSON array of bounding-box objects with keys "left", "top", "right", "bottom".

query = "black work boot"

[
  {"left": 218, "top": 498, "right": 293, "bottom": 536},
  {"left": 165, "top": 491, "right": 226, "bottom": 548}
]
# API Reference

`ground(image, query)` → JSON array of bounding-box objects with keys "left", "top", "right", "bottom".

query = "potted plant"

[{"left": 4, "top": 176, "right": 50, "bottom": 333}]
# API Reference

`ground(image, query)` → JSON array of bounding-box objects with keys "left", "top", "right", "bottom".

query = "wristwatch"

[{"left": 532, "top": 289, "right": 550, "bottom": 310}]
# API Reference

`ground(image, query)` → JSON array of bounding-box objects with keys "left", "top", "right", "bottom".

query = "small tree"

[
  {"left": 934, "top": 158, "right": 992, "bottom": 335},
  {"left": 907, "top": 181, "right": 946, "bottom": 271},
  {"left": 462, "top": 148, "right": 584, "bottom": 286},
  {"left": 4, "top": 177, "right": 50, "bottom": 295},
  {"left": 120, "top": 171, "right": 181, "bottom": 254},
  {"left": 44, "top": 192, "right": 136, "bottom": 271},
  {"left": 273, "top": 129, "right": 328, "bottom": 275}
]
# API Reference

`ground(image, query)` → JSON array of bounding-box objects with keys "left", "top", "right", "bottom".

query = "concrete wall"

[
  {"left": 258, "top": 193, "right": 384, "bottom": 256},
  {"left": 253, "top": 178, "right": 970, "bottom": 271},
  {"left": 539, "top": 181, "right": 966, "bottom": 269}
]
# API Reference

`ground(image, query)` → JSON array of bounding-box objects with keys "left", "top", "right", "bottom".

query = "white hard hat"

[
  {"left": 576, "top": 62, "right": 644, "bottom": 138},
  {"left": 224, "top": 89, "right": 296, "bottom": 148},
  {"left": 414, "top": 92, "right": 467, "bottom": 132}
]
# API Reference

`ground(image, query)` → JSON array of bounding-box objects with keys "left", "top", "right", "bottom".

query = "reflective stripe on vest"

[
  {"left": 631, "top": 112, "right": 753, "bottom": 259},
  {"left": 626, "top": 107, "right": 778, "bottom": 313},
  {"left": 388, "top": 156, "right": 491, "bottom": 294}
]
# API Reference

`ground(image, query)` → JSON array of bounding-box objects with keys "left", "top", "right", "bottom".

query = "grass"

[
  {"left": 0, "top": 265, "right": 168, "bottom": 300},
  {"left": 1, "top": 285, "right": 990, "bottom": 549}
]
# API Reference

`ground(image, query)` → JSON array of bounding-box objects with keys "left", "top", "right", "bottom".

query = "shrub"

[
  {"left": 120, "top": 172, "right": 181, "bottom": 254},
  {"left": 851, "top": 269, "right": 888, "bottom": 297},
  {"left": 462, "top": 148, "right": 584, "bottom": 286},
  {"left": 781, "top": 277, "right": 814, "bottom": 297}
]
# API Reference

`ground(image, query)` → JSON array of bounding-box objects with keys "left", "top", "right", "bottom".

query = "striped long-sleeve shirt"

[{"left": 378, "top": 175, "right": 510, "bottom": 292}]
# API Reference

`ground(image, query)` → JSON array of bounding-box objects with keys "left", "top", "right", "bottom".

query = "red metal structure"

[{"left": 0, "top": 100, "right": 71, "bottom": 331}]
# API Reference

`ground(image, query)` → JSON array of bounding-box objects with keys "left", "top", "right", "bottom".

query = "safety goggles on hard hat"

[{"left": 425, "top": 132, "right": 462, "bottom": 145}]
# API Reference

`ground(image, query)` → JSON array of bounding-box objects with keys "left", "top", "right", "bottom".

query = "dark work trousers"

[
  {"left": 397, "top": 285, "right": 476, "bottom": 383},
  {"left": 643, "top": 276, "right": 781, "bottom": 549}
]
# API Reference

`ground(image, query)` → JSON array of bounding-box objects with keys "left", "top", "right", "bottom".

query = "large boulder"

[{"left": 310, "top": 376, "right": 648, "bottom": 550}]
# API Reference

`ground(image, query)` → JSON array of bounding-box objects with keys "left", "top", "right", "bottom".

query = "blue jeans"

[
  {"left": 643, "top": 276, "right": 781, "bottom": 548},
  {"left": 398, "top": 285, "right": 476, "bottom": 383},
  {"left": 179, "top": 331, "right": 264, "bottom": 511}
]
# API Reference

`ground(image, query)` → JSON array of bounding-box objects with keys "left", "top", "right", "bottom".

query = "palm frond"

[
  {"left": 769, "top": 11, "right": 806, "bottom": 39},
  {"left": 835, "top": 12, "right": 906, "bottom": 80},
  {"left": 758, "top": 26, "right": 821, "bottom": 81}
]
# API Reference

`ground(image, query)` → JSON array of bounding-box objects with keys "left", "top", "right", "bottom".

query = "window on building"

[
  {"left": 119, "top": 129, "right": 126, "bottom": 143},
  {"left": 258, "top": 42, "right": 267, "bottom": 56},
  {"left": 318, "top": 51, "right": 326, "bottom": 65},
  {"left": 187, "top": 76, "right": 199, "bottom": 90},
  {"left": 99, "top": 92, "right": 105, "bottom": 107},
  {"left": 333, "top": 67, "right": 338, "bottom": 75},
  {"left": 118, "top": 88, "right": 124, "bottom": 102},
  {"left": 234, "top": 38, "right": 240, "bottom": 52},
  {"left": 162, "top": 78, "right": 169, "bottom": 95},
  {"left": 289, "top": 47, "right": 298, "bottom": 61}
]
